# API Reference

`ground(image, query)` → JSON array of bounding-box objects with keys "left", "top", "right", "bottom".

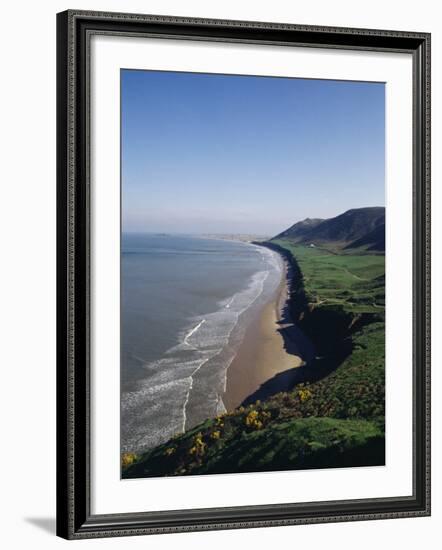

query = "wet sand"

[{"left": 223, "top": 255, "right": 312, "bottom": 411}]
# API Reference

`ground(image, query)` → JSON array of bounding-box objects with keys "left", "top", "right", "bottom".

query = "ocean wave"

[
  {"left": 121, "top": 244, "right": 283, "bottom": 453},
  {"left": 183, "top": 319, "right": 206, "bottom": 349}
]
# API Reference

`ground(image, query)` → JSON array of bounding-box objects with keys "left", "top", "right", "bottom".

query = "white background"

[{"left": 0, "top": 0, "right": 440, "bottom": 548}]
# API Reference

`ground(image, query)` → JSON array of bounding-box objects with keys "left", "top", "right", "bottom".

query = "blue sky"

[{"left": 122, "top": 69, "right": 385, "bottom": 235}]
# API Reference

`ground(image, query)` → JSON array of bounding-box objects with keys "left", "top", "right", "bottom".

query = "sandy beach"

[{"left": 223, "top": 251, "right": 314, "bottom": 411}]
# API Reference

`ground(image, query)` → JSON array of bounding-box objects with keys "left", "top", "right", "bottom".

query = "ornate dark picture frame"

[{"left": 56, "top": 10, "right": 431, "bottom": 540}]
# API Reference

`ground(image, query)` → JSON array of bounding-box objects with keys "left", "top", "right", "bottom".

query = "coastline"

[
  {"left": 124, "top": 237, "right": 386, "bottom": 477},
  {"left": 223, "top": 247, "right": 313, "bottom": 411}
]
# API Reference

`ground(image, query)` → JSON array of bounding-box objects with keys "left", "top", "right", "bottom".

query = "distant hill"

[
  {"left": 273, "top": 207, "right": 385, "bottom": 251},
  {"left": 345, "top": 223, "right": 385, "bottom": 252},
  {"left": 275, "top": 218, "right": 324, "bottom": 241}
]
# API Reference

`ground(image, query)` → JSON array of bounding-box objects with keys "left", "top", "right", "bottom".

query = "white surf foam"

[
  {"left": 121, "top": 243, "right": 284, "bottom": 453},
  {"left": 183, "top": 319, "right": 206, "bottom": 348}
]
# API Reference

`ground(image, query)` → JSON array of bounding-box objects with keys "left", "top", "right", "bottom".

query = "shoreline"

[{"left": 223, "top": 246, "right": 314, "bottom": 411}]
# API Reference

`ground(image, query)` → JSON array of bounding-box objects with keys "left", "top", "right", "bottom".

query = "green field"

[
  {"left": 122, "top": 240, "right": 385, "bottom": 478},
  {"left": 271, "top": 240, "right": 385, "bottom": 312},
  {"left": 266, "top": 240, "right": 385, "bottom": 417}
]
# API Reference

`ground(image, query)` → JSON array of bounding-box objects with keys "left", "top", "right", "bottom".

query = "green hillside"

[{"left": 272, "top": 241, "right": 385, "bottom": 313}]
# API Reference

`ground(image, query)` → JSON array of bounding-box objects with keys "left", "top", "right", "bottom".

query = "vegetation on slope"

[
  {"left": 123, "top": 415, "right": 384, "bottom": 478},
  {"left": 122, "top": 237, "right": 385, "bottom": 478},
  {"left": 272, "top": 241, "right": 385, "bottom": 312}
]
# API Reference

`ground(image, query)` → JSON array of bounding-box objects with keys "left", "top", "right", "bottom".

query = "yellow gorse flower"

[
  {"left": 189, "top": 432, "right": 206, "bottom": 457},
  {"left": 244, "top": 409, "right": 268, "bottom": 430},
  {"left": 298, "top": 388, "right": 313, "bottom": 402},
  {"left": 121, "top": 452, "right": 138, "bottom": 467}
]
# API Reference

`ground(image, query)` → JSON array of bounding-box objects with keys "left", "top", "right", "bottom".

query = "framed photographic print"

[{"left": 56, "top": 10, "right": 431, "bottom": 539}]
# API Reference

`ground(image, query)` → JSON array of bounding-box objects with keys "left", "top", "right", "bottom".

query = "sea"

[{"left": 121, "top": 233, "right": 283, "bottom": 453}]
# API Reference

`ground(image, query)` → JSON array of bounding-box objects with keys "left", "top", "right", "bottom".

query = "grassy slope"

[
  {"left": 269, "top": 241, "right": 385, "bottom": 419},
  {"left": 272, "top": 241, "right": 385, "bottom": 312},
  {"left": 123, "top": 241, "right": 385, "bottom": 478}
]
